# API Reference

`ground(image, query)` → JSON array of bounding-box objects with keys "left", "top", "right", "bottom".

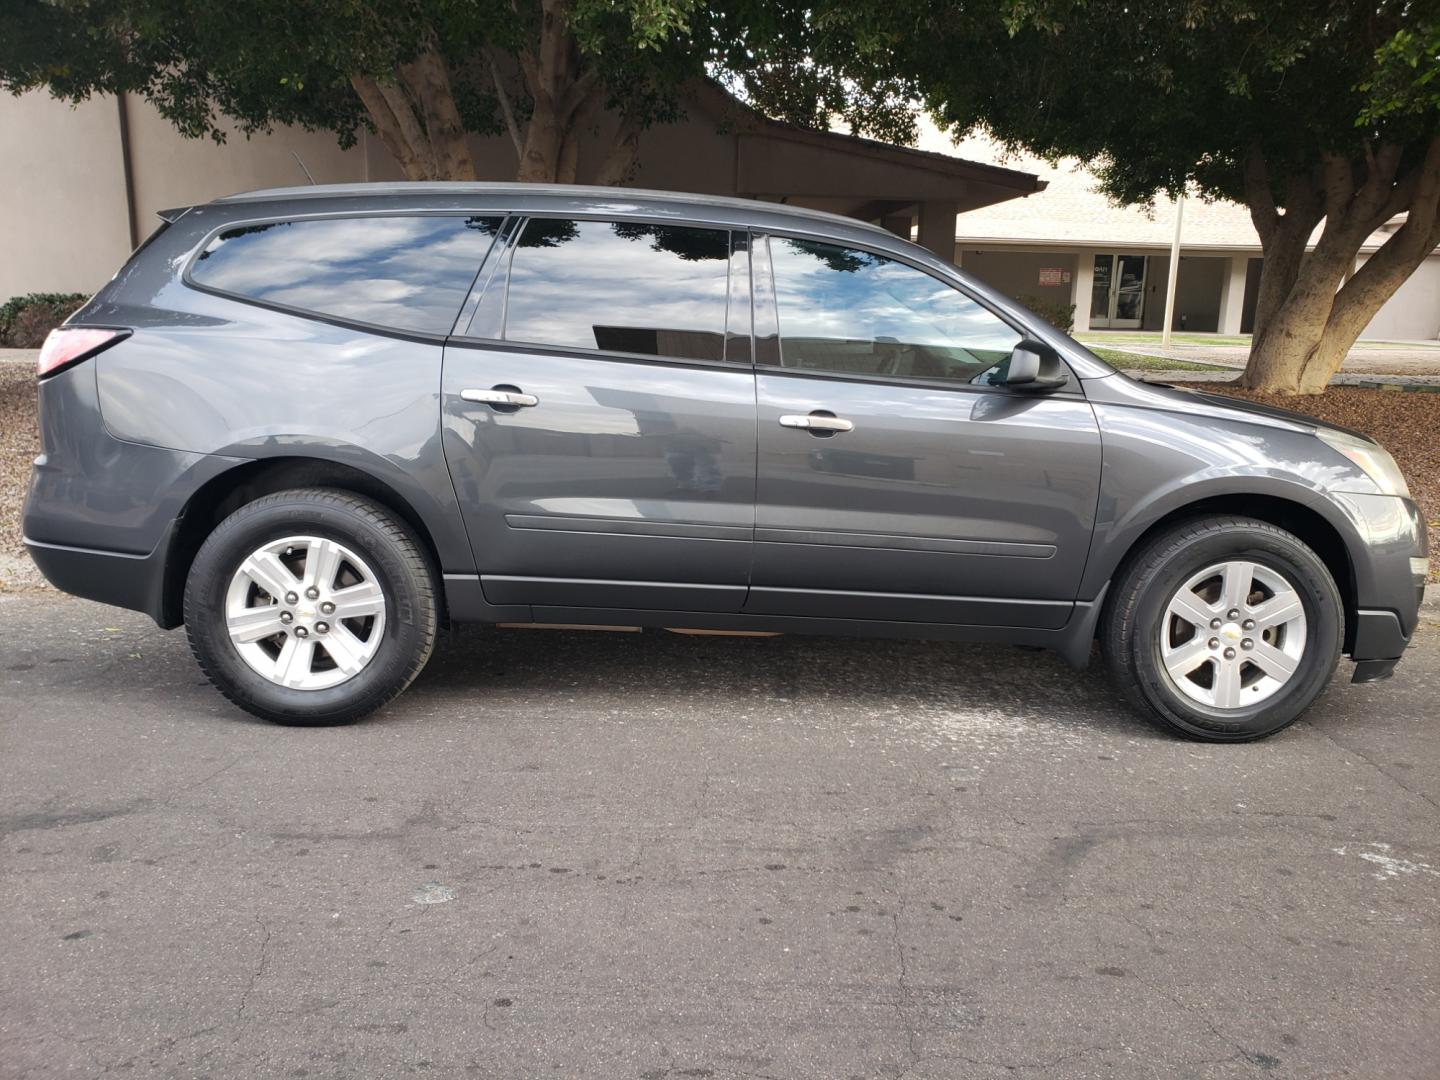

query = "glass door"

[
  {"left": 1112, "top": 254, "right": 1147, "bottom": 327},
  {"left": 1090, "top": 254, "right": 1114, "bottom": 327},
  {"left": 1089, "top": 253, "right": 1148, "bottom": 328}
]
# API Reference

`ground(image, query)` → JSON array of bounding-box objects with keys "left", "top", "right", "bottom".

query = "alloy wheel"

[
  {"left": 1158, "top": 559, "right": 1308, "bottom": 710},
  {"left": 224, "top": 535, "right": 387, "bottom": 690}
]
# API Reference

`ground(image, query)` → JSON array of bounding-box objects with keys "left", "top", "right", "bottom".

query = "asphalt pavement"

[{"left": 2, "top": 591, "right": 1437, "bottom": 1079}]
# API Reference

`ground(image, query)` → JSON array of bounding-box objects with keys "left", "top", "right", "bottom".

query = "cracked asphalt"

[{"left": 1, "top": 591, "right": 1437, "bottom": 1079}]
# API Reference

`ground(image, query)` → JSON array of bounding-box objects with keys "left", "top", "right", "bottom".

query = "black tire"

[
  {"left": 1101, "top": 516, "right": 1343, "bottom": 742},
  {"left": 184, "top": 488, "right": 438, "bottom": 725}
]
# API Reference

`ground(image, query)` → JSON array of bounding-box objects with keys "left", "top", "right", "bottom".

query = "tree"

[
  {"left": 817, "top": 0, "right": 1440, "bottom": 394},
  {"left": 0, "top": 0, "right": 916, "bottom": 187}
]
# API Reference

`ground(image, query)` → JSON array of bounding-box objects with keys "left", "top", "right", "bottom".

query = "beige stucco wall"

[
  {"left": 1140, "top": 255, "right": 1225, "bottom": 332},
  {"left": 1355, "top": 253, "right": 1440, "bottom": 341},
  {"left": 121, "top": 94, "right": 374, "bottom": 225},
  {"left": 0, "top": 89, "right": 383, "bottom": 298},
  {"left": 0, "top": 92, "right": 133, "bottom": 297},
  {"left": 957, "top": 250, "right": 1077, "bottom": 309}
]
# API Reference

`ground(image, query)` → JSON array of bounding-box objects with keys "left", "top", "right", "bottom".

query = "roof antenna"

[{"left": 291, "top": 151, "right": 317, "bottom": 185}]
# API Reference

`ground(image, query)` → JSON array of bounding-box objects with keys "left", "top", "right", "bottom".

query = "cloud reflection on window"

[
  {"left": 770, "top": 238, "right": 1021, "bottom": 384},
  {"left": 504, "top": 219, "right": 730, "bottom": 361},
  {"left": 192, "top": 216, "right": 501, "bottom": 334}
]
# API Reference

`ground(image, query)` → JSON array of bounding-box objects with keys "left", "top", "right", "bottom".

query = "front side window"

[
  {"left": 766, "top": 236, "right": 1022, "bottom": 385},
  {"left": 191, "top": 215, "right": 502, "bottom": 334},
  {"left": 502, "top": 218, "right": 731, "bottom": 362}
]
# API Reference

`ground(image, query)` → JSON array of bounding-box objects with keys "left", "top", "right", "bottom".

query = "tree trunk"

[
  {"left": 399, "top": 41, "right": 477, "bottom": 181},
  {"left": 351, "top": 39, "right": 476, "bottom": 180},
  {"left": 1239, "top": 242, "right": 1354, "bottom": 393},
  {"left": 1240, "top": 139, "right": 1440, "bottom": 394},
  {"left": 350, "top": 74, "right": 430, "bottom": 180},
  {"left": 594, "top": 120, "right": 642, "bottom": 186},
  {"left": 354, "top": 2, "right": 642, "bottom": 185},
  {"left": 514, "top": 0, "right": 604, "bottom": 183},
  {"left": 517, "top": 107, "right": 567, "bottom": 181}
]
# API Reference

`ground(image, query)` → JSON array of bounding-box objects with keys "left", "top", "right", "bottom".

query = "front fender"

[{"left": 1078, "top": 400, "right": 1416, "bottom": 628}]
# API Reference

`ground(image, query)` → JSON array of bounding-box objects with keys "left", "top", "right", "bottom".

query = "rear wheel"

[
  {"left": 184, "top": 489, "right": 437, "bottom": 725},
  {"left": 1102, "top": 516, "right": 1343, "bottom": 741}
]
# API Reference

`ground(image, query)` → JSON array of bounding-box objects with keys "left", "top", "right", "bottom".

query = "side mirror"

[{"left": 1004, "top": 339, "right": 1067, "bottom": 390}]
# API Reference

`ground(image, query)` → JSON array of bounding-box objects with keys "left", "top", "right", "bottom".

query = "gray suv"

[{"left": 23, "top": 184, "right": 1428, "bottom": 740}]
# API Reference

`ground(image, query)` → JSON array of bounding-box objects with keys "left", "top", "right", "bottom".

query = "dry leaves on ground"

[{"left": 0, "top": 363, "right": 38, "bottom": 563}]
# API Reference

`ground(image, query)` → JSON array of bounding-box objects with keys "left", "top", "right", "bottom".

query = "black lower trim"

[
  {"left": 744, "top": 585, "right": 1073, "bottom": 630},
  {"left": 24, "top": 521, "right": 178, "bottom": 628},
  {"left": 1352, "top": 658, "right": 1400, "bottom": 684},
  {"left": 1350, "top": 609, "right": 1410, "bottom": 661},
  {"left": 442, "top": 574, "right": 531, "bottom": 623},
  {"left": 481, "top": 575, "right": 746, "bottom": 612},
  {"left": 520, "top": 588, "right": 1107, "bottom": 669}
]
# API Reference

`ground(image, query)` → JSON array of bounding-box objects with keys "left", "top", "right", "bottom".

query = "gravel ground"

[
  {"left": 1182, "top": 384, "right": 1439, "bottom": 577},
  {"left": 0, "top": 361, "right": 39, "bottom": 590}
]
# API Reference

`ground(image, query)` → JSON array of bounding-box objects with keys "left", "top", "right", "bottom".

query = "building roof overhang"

[{"left": 687, "top": 81, "right": 1046, "bottom": 220}]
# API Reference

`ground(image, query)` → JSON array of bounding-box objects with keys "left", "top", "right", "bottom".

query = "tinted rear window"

[
  {"left": 501, "top": 218, "right": 731, "bottom": 361},
  {"left": 190, "top": 215, "right": 501, "bottom": 334}
]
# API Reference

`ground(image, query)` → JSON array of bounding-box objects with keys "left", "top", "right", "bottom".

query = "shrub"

[
  {"left": 1016, "top": 294, "right": 1077, "bottom": 334},
  {"left": 0, "top": 293, "right": 90, "bottom": 347}
]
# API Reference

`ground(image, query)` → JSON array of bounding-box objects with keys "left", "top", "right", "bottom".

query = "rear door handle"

[
  {"left": 461, "top": 387, "right": 539, "bottom": 408},
  {"left": 779, "top": 413, "right": 854, "bottom": 433}
]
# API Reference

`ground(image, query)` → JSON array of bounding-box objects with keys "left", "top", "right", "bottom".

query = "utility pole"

[{"left": 1160, "top": 193, "right": 1185, "bottom": 348}]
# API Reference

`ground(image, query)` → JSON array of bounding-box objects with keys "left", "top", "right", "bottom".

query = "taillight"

[{"left": 36, "top": 328, "right": 130, "bottom": 379}]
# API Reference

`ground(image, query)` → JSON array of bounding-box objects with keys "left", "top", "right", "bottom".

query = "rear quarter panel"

[{"left": 80, "top": 212, "right": 473, "bottom": 573}]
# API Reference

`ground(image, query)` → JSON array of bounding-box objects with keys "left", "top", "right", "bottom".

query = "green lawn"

[
  {"left": 1076, "top": 331, "right": 1439, "bottom": 351},
  {"left": 1076, "top": 332, "right": 1253, "bottom": 347},
  {"left": 1086, "top": 347, "right": 1230, "bottom": 372}
]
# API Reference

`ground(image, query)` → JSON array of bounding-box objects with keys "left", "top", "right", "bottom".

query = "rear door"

[
  {"left": 746, "top": 233, "right": 1102, "bottom": 628},
  {"left": 441, "top": 216, "right": 757, "bottom": 612}
]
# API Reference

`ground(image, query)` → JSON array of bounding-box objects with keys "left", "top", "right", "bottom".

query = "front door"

[
  {"left": 747, "top": 234, "right": 1102, "bottom": 628},
  {"left": 441, "top": 216, "right": 756, "bottom": 612},
  {"left": 1089, "top": 253, "right": 1148, "bottom": 328}
]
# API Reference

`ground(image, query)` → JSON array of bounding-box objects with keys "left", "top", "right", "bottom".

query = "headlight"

[{"left": 1317, "top": 428, "right": 1411, "bottom": 498}]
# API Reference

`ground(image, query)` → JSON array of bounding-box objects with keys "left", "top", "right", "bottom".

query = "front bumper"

[{"left": 1338, "top": 493, "right": 1427, "bottom": 677}]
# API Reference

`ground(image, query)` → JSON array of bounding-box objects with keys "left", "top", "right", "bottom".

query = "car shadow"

[{"left": 403, "top": 624, "right": 1155, "bottom": 739}]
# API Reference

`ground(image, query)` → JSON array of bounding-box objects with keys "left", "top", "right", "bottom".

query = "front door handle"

[
  {"left": 461, "top": 387, "right": 539, "bottom": 408},
  {"left": 779, "top": 412, "right": 854, "bottom": 433}
]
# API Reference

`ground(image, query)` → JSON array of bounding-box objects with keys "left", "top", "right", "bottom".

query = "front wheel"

[
  {"left": 1102, "top": 516, "right": 1343, "bottom": 741},
  {"left": 184, "top": 489, "right": 438, "bottom": 725}
]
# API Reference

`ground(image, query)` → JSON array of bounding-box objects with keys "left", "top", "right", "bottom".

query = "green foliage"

[
  {"left": 1015, "top": 294, "right": 1075, "bottom": 333},
  {"left": 0, "top": 1, "right": 920, "bottom": 161},
  {"left": 1359, "top": 22, "right": 1440, "bottom": 124},
  {"left": 809, "top": 0, "right": 1440, "bottom": 209},
  {"left": 0, "top": 293, "right": 89, "bottom": 347}
]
